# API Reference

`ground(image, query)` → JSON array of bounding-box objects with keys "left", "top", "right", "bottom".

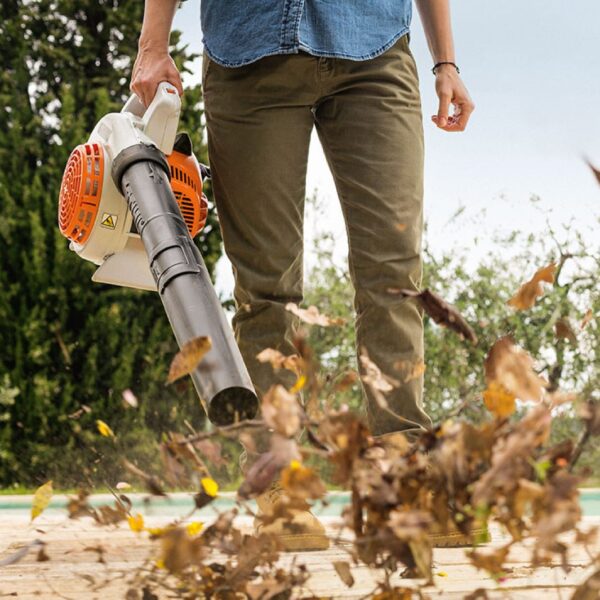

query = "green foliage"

[
  {"left": 304, "top": 216, "right": 600, "bottom": 472},
  {"left": 0, "top": 1, "right": 220, "bottom": 487}
]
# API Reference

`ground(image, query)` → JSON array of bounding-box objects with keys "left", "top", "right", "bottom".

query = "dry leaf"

[
  {"left": 507, "top": 263, "right": 556, "bottom": 310},
  {"left": 394, "top": 359, "right": 426, "bottom": 383},
  {"left": 167, "top": 336, "right": 212, "bottom": 384},
  {"left": 256, "top": 348, "right": 302, "bottom": 374},
  {"left": 483, "top": 381, "right": 516, "bottom": 419},
  {"left": 586, "top": 159, "right": 600, "bottom": 186},
  {"left": 285, "top": 302, "right": 345, "bottom": 327},
  {"left": 581, "top": 309, "right": 593, "bottom": 330},
  {"left": 31, "top": 480, "right": 53, "bottom": 522},
  {"left": 484, "top": 336, "right": 546, "bottom": 402},
  {"left": 388, "top": 288, "right": 478, "bottom": 344},
  {"left": 555, "top": 318, "right": 577, "bottom": 345},
  {"left": 122, "top": 389, "right": 138, "bottom": 408},
  {"left": 96, "top": 419, "right": 115, "bottom": 438},
  {"left": 280, "top": 460, "right": 326, "bottom": 501},
  {"left": 261, "top": 384, "right": 302, "bottom": 437},
  {"left": 333, "top": 561, "right": 355, "bottom": 587},
  {"left": 360, "top": 351, "right": 398, "bottom": 393}
]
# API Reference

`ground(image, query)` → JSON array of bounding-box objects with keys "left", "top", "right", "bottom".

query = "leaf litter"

[{"left": 15, "top": 294, "right": 600, "bottom": 598}]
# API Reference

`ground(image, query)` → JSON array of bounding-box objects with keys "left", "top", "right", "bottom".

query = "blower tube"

[{"left": 112, "top": 143, "right": 259, "bottom": 426}]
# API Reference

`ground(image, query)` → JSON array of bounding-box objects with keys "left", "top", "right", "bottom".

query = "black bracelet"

[{"left": 432, "top": 61, "right": 460, "bottom": 75}]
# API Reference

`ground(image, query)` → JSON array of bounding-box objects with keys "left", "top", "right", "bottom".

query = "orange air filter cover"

[
  {"left": 167, "top": 149, "right": 208, "bottom": 237},
  {"left": 58, "top": 143, "right": 104, "bottom": 244}
]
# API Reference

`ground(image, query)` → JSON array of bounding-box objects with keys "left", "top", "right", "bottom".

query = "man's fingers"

[{"left": 436, "top": 93, "right": 451, "bottom": 129}]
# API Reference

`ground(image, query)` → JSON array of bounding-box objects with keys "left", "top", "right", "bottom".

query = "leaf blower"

[{"left": 57, "top": 82, "right": 258, "bottom": 425}]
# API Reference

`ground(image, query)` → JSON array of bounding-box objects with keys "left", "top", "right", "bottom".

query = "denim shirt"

[{"left": 197, "top": 0, "right": 413, "bottom": 67}]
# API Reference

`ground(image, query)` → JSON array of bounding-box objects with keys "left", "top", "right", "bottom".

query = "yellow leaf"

[
  {"left": 186, "top": 521, "right": 204, "bottom": 536},
  {"left": 167, "top": 336, "right": 212, "bottom": 384},
  {"left": 155, "top": 558, "right": 165, "bottom": 570},
  {"left": 200, "top": 477, "right": 219, "bottom": 498},
  {"left": 289, "top": 459, "right": 302, "bottom": 471},
  {"left": 483, "top": 381, "right": 516, "bottom": 418},
  {"left": 128, "top": 513, "right": 145, "bottom": 533},
  {"left": 96, "top": 419, "right": 115, "bottom": 438},
  {"left": 507, "top": 263, "right": 556, "bottom": 311},
  {"left": 437, "top": 571, "right": 449, "bottom": 577},
  {"left": 31, "top": 480, "right": 53, "bottom": 522},
  {"left": 290, "top": 374, "right": 306, "bottom": 394}
]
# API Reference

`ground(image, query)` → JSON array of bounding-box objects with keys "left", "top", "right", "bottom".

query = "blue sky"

[{"left": 174, "top": 1, "right": 600, "bottom": 290}]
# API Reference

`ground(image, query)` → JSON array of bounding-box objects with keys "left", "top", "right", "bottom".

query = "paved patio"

[{"left": 0, "top": 497, "right": 598, "bottom": 599}]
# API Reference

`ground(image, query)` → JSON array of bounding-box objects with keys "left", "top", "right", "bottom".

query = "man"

[{"left": 132, "top": 0, "right": 475, "bottom": 551}]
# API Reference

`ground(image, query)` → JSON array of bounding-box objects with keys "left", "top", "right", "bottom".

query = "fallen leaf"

[
  {"left": 261, "top": 384, "right": 302, "bottom": 437},
  {"left": 394, "top": 359, "right": 426, "bottom": 383},
  {"left": 483, "top": 381, "right": 516, "bottom": 419},
  {"left": 507, "top": 263, "right": 556, "bottom": 310},
  {"left": 31, "top": 480, "right": 53, "bottom": 522},
  {"left": 555, "top": 318, "right": 577, "bottom": 344},
  {"left": 586, "top": 159, "right": 600, "bottom": 186},
  {"left": 96, "top": 419, "right": 115, "bottom": 438},
  {"left": 484, "top": 336, "right": 546, "bottom": 402},
  {"left": 581, "top": 309, "right": 593, "bottom": 330},
  {"left": 167, "top": 336, "right": 212, "bottom": 384},
  {"left": 128, "top": 513, "right": 145, "bottom": 533},
  {"left": 388, "top": 288, "right": 478, "bottom": 344},
  {"left": 280, "top": 460, "right": 326, "bottom": 501},
  {"left": 186, "top": 521, "right": 203, "bottom": 536},
  {"left": 122, "top": 389, "right": 138, "bottom": 408},
  {"left": 0, "top": 540, "right": 44, "bottom": 566},
  {"left": 256, "top": 348, "right": 302, "bottom": 374},
  {"left": 333, "top": 561, "right": 355, "bottom": 587},
  {"left": 200, "top": 477, "right": 219, "bottom": 498},
  {"left": 285, "top": 302, "right": 345, "bottom": 327}
]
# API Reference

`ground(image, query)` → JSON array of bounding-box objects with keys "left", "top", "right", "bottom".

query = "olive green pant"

[{"left": 202, "top": 34, "right": 432, "bottom": 438}]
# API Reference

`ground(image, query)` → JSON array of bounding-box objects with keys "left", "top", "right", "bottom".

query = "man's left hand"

[{"left": 432, "top": 65, "right": 475, "bottom": 132}]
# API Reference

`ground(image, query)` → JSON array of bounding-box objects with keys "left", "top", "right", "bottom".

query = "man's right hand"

[{"left": 130, "top": 46, "right": 184, "bottom": 108}]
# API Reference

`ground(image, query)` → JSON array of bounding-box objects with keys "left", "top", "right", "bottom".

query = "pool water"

[{"left": 1, "top": 490, "right": 599, "bottom": 519}]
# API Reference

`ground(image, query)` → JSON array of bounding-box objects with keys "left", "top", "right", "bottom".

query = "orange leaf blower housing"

[{"left": 59, "top": 136, "right": 208, "bottom": 246}]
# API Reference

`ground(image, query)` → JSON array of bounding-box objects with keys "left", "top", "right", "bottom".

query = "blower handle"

[{"left": 122, "top": 81, "right": 181, "bottom": 155}]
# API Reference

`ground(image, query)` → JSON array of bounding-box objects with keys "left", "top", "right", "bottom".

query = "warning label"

[{"left": 100, "top": 213, "right": 117, "bottom": 229}]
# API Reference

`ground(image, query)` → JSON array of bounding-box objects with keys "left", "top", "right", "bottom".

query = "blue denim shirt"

[{"left": 198, "top": 0, "right": 413, "bottom": 67}]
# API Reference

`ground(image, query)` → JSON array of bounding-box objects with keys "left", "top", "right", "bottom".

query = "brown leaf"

[
  {"left": 581, "top": 308, "right": 594, "bottom": 330},
  {"left": 285, "top": 302, "right": 345, "bottom": 327},
  {"left": 394, "top": 359, "right": 426, "bottom": 383},
  {"left": 261, "top": 384, "right": 302, "bottom": 438},
  {"left": 256, "top": 348, "right": 302, "bottom": 374},
  {"left": 484, "top": 336, "right": 546, "bottom": 402},
  {"left": 388, "top": 288, "right": 477, "bottom": 344},
  {"left": 587, "top": 159, "right": 600, "bottom": 186},
  {"left": 572, "top": 567, "right": 600, "bottom": 600},
  {"left": 467, "top": 544, "right": 511, "bottom": 576},
  {"left": 238, "top": 435, "right": 300, "bottom": 499},
  {"left": 507, "top": 263, "right": 556, "bottom": 310},
  {"left": 555, "top": 317, "right": 577, "bottom": 345},
  {"left": 482, "top": 381, "right": 516, "bottom": 419},
  {"left": 333, "top": 561, "right": 355, "bottom": 587},
  {"left": 280, "top": 461, "right": 326, "bottom": 501},
  {"left": 167, "top": 336, "right": 212, "bottom": 384},
  {"left": 359, "top": 351, "right": 398, "bottom": 394}
]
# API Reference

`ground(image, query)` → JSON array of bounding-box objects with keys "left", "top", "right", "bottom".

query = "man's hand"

[
  {"left": 432, "top": 64, "right": 475, "bottom": 132},
  {"left": 131, "top": 46, "right": 183, "bottom": 107}
]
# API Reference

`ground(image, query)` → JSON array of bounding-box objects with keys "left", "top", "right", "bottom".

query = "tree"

[
  {"left": 0, "top": 1, "right": 221, "bottom": 487},
  {"left": 304, "top": 208, "right": 600, "bottom": 475}
]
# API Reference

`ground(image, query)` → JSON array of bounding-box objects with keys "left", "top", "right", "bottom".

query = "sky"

[{"left": 173, "top": 1, "right": 600, "bottom": 295}]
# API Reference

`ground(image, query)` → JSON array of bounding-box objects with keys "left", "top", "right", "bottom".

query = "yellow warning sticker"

[{"left": 100, "top": 213, "right": 117, "bottom": 229}]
